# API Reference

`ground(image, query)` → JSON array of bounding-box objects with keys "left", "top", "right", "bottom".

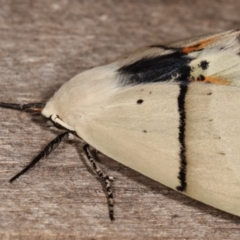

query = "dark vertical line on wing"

[{"left": 176, "top": 84, "right": 188, "bottom": 192}]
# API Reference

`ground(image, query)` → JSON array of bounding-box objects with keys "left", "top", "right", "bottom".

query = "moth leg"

[
  {"left": 10, "top": 132, "right": 69, "bottom": 182},
  {"left": 50, "top": 114, "right": 75, "bottom": 131},
  {"left": 83, "top": 144, "right": 114, "bottom": 221},
  {"left": 0, "top": 102, "right": 45, "bottom": 112}
]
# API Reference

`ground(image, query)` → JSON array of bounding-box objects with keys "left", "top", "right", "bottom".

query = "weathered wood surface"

[{"left": 1, "top": 0, "right": 240, "bottom": 239}]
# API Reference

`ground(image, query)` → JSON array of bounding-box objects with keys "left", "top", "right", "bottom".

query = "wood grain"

[{"left": 1, "top": 0, "right": 240, "bottom": 239}]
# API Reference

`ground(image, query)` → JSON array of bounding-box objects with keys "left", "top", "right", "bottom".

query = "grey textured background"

[{"left": 0, "top": 0, "right": 240, "bottom": 239}]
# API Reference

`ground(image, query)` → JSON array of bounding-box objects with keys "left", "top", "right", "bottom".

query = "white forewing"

[
  {"left": 74, "top": 83, "right": 181, "bottom": 189},
  {"left": 186, "top": 83, "right": 240, "bottom": 215},
  {"left": 71, "top": 82, "right": 240, "bottom": 216},
  {"left": 41, "top": 30, "right": 240, "bottom": 217}
]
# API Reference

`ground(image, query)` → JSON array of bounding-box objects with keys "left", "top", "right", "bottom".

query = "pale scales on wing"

[
  {"left": 1, "top": 30, "right": 240, "bottom": 219},
  {"left": 42, "top": 30, "right": 240, "bottom": 216}
]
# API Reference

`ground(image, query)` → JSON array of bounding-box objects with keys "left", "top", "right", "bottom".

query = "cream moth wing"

[{"left": 1, "top": 30, "right": 240, "bottom": 220}]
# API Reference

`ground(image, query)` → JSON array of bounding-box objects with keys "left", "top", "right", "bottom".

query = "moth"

[{"left": 1, "top": 30, "right": 240, "bottom": 221}]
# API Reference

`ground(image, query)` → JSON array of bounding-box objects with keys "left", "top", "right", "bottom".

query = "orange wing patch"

[
  {"left": 190, "top": 75, "right": 230, "bottom": 85},
  {"left": 182, "top": 37, "right": 218, "bottom": 54},
  {"left": 203, "top": 76, "right": 230, "bottom": 85}
]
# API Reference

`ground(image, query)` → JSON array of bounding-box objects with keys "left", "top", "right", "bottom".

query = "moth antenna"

[
  {"left": 0, "top": 102, "right": 45, "bottom": 113},
  {"left": 83, "top": 144, "right": 115, "bottom": 221},
  {"left": 10, "top": 132, "right": 69, "bottom": 182}
]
